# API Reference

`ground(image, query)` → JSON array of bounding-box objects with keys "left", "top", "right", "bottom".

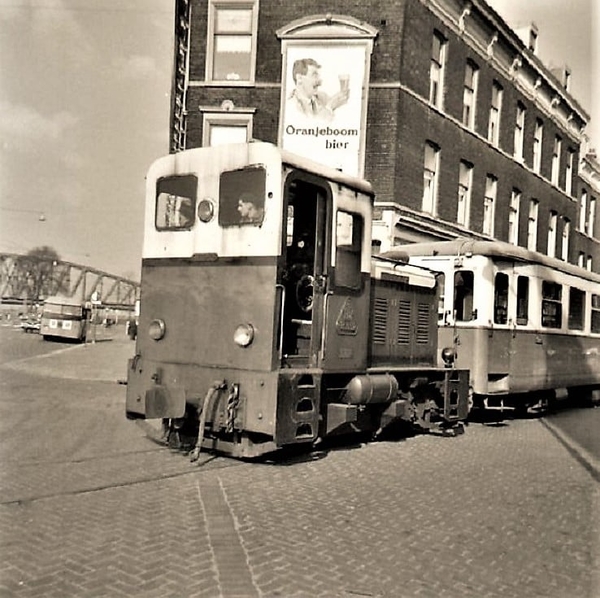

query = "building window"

[
  {"left": 206, "top": 1, "right": 258, "bottom": 83},
  {"left": 561, "top": 217, "right": 570, "bottom": 261},
  {"left": 587, "top": 255, "right": 593, "bottom": 271},
  {"left": 430, "top": 31, "right": 446, "bottom": 109},
  {"left": 527, "top": 198, "right": 538, "bottom": 251},
  {"left": 483, "top": 175, "right": 497, "bottom": 236},
  {"left": 547, "top": 210, "right": 557, "bottom": 258},
  {"left": 578, "top": 252, "right": 586, "bottom": 268},
  {"left": 488, "top": 81, "right": 503, "bottom": 146},
  {"left": 462, "top": 60, "right": 479, "bottom": 129},
  {"left": 533, "top": 119, "right": 543, "bottom": 174},
  {"left": 457, "top": 160, "right": 473, "bottom": 226},
  {"left": 589, "top": 197, "right": 596, "bottom": 237},
  {"left": 508, "top": 188, "right": 521, "bottom": 245},
  {"left": 579, "top": 189, "right": 588, "bottom": 232},
  {"left": 201, "top": 110, "right": 254, "bottom": 146},
  {"left": 514, "top": 102, "right": 526, "bottom": 160},
  {"left": 565, "top": 149, "right": 574, "bottom": 195},
  {"left": 551, "top": 135, "right": 562, "bottom": 186},
  {"left": 422, "top": 141, "right": 440, "bottom": 215}
]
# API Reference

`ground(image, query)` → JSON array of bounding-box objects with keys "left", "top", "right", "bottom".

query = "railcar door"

[
  {"left": 279, "top": 178, "right": 327, "bottom": 367},
  {"left": 319, "top": 208, "right": 370, "bottom": 371}
]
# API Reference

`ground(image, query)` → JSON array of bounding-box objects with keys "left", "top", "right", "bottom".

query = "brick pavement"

[
  {"left": 1, "top": 419, "right": 598, "bottom": 598},
  {"left": 1, "top": 335, "right": 598, "bottom": 598}
]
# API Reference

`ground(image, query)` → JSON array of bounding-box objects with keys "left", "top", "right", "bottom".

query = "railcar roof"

[
  {"left": 384, "top": 238, "right": 600, "bottom": 284},
  {"left": 44, "top": 295, "right": 84, "bottom": 306},
  {"left": 163, "top": 141, "right": 374, "bottom": 197},
  {"left": 279, "top": 145, "right": 374, "bottom": 196}
]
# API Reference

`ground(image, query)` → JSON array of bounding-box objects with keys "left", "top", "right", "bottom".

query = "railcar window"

[
  {"left": 541, "top": 280, "right": 562, "bottom": 328},
  {"left": 437, "top": 273, "right": 445, "bottom": 322},
  {"left": 454, "top": 270, "right": 475, "bottom": 321},
  {"left": 568, "top": 288, "right": 585, "bottom": 331},
  {"left": 155, "top": 175, "right": 197, "bottom": 230},
  {"left": 516, "top": 276, "right": 529, "bottom": 325},
  {"left": 494, "top": 273, "right": 509, "bottom": 324},
  {"left": 334, "top": 211, "right": 362, "bottom": 290},
  {"left": 591, "top": 294, "right": 600, "bottom": 333},
  {"left": 218, "top": 166, "right": 266, "bottom": 226}
]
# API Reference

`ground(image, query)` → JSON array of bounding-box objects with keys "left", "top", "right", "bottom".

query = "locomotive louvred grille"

[
  {"left": 372, "top": 297, "right": 388, "bottom": 345},
  {"left": 416, "top": 303, "right": 430, "bottom": 344},
  {"left": 397, "top": 300, "right": 411, "bottom": 344}
]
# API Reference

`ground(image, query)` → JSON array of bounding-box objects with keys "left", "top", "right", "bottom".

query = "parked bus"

[{"left": 40, "top": 295, "right": 90, "bottom": 342}]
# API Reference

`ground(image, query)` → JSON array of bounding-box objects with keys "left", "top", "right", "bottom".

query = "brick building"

[{"left": 168, "top": 0, "right": 599, "bottom": 272}]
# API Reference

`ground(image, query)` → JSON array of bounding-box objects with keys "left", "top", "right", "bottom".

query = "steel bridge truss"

[{"left": 0, "top": 253, "right": 140, "bottom": 309}]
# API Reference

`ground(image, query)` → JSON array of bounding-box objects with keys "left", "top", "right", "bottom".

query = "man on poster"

[{"left": 286, "top": 58, "right": 350, "bottom": 122}]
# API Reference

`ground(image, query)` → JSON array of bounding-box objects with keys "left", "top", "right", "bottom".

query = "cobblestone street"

[{"left": 1, "top": 332, "right": 598, "bottom": 598}]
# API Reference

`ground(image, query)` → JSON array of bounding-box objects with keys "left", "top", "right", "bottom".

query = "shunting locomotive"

[{"left": 125, "top": 142, "right": 469, "bottom": 458}]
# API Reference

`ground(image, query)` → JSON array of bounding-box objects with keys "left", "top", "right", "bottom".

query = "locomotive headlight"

[
  {"left": 197, "top": 199, "right": 215, "bottom": 223},
  {"left": 148, "top": 319, "right": 166, "bottom": 341},
  {"left": 234, "top": 323, "right": 254, "bottom": 347},
  {"left": 441, "top": 346, "right": 456, "bottom": 367}
]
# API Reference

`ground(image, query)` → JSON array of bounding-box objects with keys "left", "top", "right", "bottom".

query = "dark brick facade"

[{"left": 172, "top": 0, "right": 599, "bottom": 270}]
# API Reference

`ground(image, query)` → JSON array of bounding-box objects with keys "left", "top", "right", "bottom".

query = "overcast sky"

[{"left": 0, "top": 0, "right": 595, "bottom": 280}]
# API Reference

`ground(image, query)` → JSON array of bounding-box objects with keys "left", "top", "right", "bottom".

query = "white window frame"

[
  {"left": 429, "top": 31, "right": 447, "bottom": 110},
  {"left": 206, "top": 0, "right": 259, "bottom": 84},
  {"left": 527, "top": 198, "right": 539, "bottom": 251},
  {"left": 551, "top": 135, "right": 562, "bottom": 186},
  {"left": 422, "top": 141, "right": 440, "bottom": 215},
  {"left": 457, "top": 161, "right": 473, "bottom": 227},
  {"left": 533, "top": 119, "right": 543, "bottom": 174},
  {"left": 565, "top": 149, "right": 574, "bottom": 195},
  {"left": 561, "top": 217, "right": 570, "bottom": 261},
  {"left": 508, "top": 188, "right": 521, "bottom": 245},
  {"left": 547, "top": 210, "right": 557, "bottom": 258},
  {"left": 579, "top": 189, "right": 588, "bottom": 232},
  {"left": 514, "top": 102, "right": 525, "bottom": 161},
  {"left": 483, "top": 175, "right": 497, "bottom": 236},
  {"left": 201, "top": 109, "right": 254, "bottom": 147},
  {"left": 589, "top": 197, "right": 596, "bottom": 237},
  {"left": 462, "top": 60, "right": 479, "bottom": 130},
  {"left": 488, "top": 81, "right": 503, "bottom": 146}
]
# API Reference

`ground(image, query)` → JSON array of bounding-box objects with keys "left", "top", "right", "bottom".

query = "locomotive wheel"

[{"left": 295, "top": 274, "right": 315, "bottom": 313}]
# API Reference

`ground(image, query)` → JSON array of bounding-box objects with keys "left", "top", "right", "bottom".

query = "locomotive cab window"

[
  {"left": 494, "top": 273, "right": 509, "bottom": 324},
  {"left": 218, "top": 166, "right": 266, "bottom": 227},
  {"left": 454, "top": 270, "right": 475, "bottom": 321},
  {"left": 541, "top": 281, "right": 562, "bottom": 328},
  {"left": 155, "top": 174, "right": 198, "bottom": 230},
  {"left": 568, "top": 287, "right": 585, "bottom": 331},
  {"left": 334, "top": 211, "right": 363, "bottom": 290}
]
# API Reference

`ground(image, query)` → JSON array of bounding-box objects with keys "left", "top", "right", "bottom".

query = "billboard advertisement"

[{"left": 279, "top": 42, "right": 370, "bottom": 177}]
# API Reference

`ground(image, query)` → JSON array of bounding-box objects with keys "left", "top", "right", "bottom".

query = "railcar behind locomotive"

[
  {"left": 385, "top": 239, "right": 600, "bottom": 413},
  {"left": 125, "top": 142, "right": 469, "bottom": 458}
]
